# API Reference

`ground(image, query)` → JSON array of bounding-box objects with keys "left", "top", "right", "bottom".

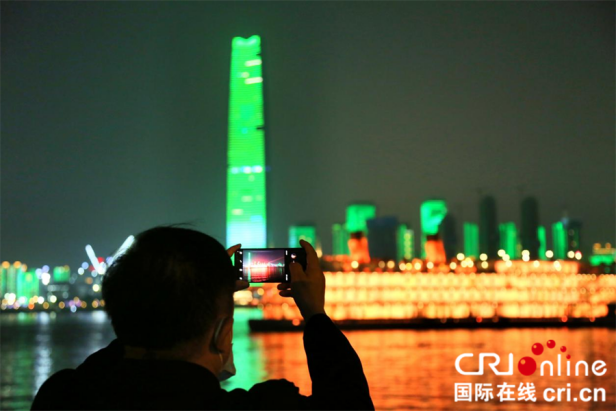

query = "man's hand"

[
  {"left": 277, "top": 240, "right": 326, "bottom": 321},
  {"left": 227, "top": 244, "right": 249, "bottom": 292}
]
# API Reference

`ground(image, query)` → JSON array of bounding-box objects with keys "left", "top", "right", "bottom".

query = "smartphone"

[{"left": 234, "top": 248, "right": 307, "bottom": 283}]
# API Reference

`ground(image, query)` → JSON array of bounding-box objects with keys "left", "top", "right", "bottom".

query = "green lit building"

[
  {"left": 226, "top": 35, "right": 267, "bottom": 248},
  {"left": 499, "top": 222, "right": 518, "bottom": 258},
  {"left": 538, "top": 226, "right": 547, "bottom": 260},
  {"left": 552, "top": 221, "right": 567, "bottom": 259},
  {"left": 463, "top": 222, "right": 479, "bottom": 258},
  {"left": 332, "top": 223, "right": 350, "bottom": 256},
  {"left": 420, "top": 199, "right": 448, "bottom": 258},
  {"left": 16, "top": 271, "right": 39, "bottom": 300},
  {"left": 53, "top": 266, "right": 71, "bottom": 283},
  {"left": 346, "top": 204, "right": 376, "bottom": 234},
  {"left": 397, "top": 224, "right": 414, "bottom": 261},
  {"left": 289, "top": 225, "right": 316, "bottom": 247}
]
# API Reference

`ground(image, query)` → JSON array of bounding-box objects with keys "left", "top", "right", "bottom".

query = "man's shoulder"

[{"left": 31, "top": 369, "right": 80, "bottom": 410}]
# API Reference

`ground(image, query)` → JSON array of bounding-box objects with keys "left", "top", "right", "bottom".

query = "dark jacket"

[{"left": 31, "top": 314, "right": 374, "bottom": 410}]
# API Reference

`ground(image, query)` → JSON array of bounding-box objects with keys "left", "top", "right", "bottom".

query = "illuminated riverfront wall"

[
  {"left": 226, "top": 35, "right": 267, "bottom": 248},
  {"left": 257, "top": 271, "right": 616, "bottom": 321}
]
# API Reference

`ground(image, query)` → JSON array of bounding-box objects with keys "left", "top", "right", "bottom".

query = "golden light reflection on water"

[{"left": 1, "top": 311, "right": 614, "bottom": 410}]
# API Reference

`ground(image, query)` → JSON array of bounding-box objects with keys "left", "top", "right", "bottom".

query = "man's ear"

[{"left": 214, "top": 317, "right": 234, "bottom": 354}]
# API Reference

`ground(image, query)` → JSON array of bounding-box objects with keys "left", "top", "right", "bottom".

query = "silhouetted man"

[{"left": 32, "top": 227, "right": 374, "bottom": 410}]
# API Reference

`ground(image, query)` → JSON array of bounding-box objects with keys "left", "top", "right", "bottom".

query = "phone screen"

[{"left": 234, "top": 248, "right": 306, "bottom": 283}]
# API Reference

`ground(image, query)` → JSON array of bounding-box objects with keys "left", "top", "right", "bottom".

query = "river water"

[{"left": 1, "top": 310, "right": 614, "bottom": 410}]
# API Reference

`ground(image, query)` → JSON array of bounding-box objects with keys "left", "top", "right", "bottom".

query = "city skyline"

[{"left": 2, "top": 2, "right": 614, "bottom": 267}]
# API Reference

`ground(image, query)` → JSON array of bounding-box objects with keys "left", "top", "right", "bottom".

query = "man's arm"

[
  {"left": 302, "top": 313, "right": 374, "bottom": 410},
  {"left": 278, "top": 240, "right": 374, "bottom": 410}
]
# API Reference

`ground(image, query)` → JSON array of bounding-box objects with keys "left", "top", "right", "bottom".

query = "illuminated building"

[
  {"left": 397, "top": 224, "right": 414, "bottom": 261},
  {"left": 1, "top": 262, "right": 10, "bottom": 296},
  {"left": 3, "top": 263, "right": 18, "bottom": 296},
  {"left": 226, "top": 35, "right": 267, "bottom": 248},
  {"left": 366, "top": 217, "right": 398, "bottom": 260},
  {"left": 420, "top": 199, "right": 447, "bottom": 259},
  {"left": 439, "top": 213, "right": 458, "bottom": 260},
  {"left": 566, "top": 219, "right": 582, "bottom": 252},
  {"left": 346, "top": 204, "right": 375, "bottom": 263},
  {"left": 332, "top": 223, "right": 350, "bottom": 256},
  {"left": 16, "top": 271, "right": 39, "bottom": 300},
  {"left": 348, "top": 232, "right": 370, "bottom": 264},
  {"left": 53, "top": 266, "right": 70, "bottom": 283},
  {"left": 590, "top": 243, "right": 616, "bottom": 267},
  {"left": 288, "top": 225, "right": 316, "bottom": 247},
  {"left": 463, "top": 223, "right": 479, "bottom": 258},
  {"left": 479, "top": 196, "right": 499, "bottom": 259},
  {"left": 499, "top": 222, "right": 518, "bottom": 258},
  {"left": 552, "top": 221, "right": 567, "bottom": 260},
  {"left": 346, "top": 204, "right": 376, "bottom": 234},
  {"left": 520, "top": 197, "right": 540, "bottom": 259},
  {"left": 538, "top": 226, "right": 547, "bottom": 260}
]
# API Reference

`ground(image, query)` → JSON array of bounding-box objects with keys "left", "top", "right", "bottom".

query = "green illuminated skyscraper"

[
  {"left": 552, "top": 221, "right": 567, "bottom": 259},
  {"left": 332, "top": 223, "right": 350, "bottom": 256},
  {"left": 464, "top": 222, "right": 479, "bottom": 258},
  {"left": 538, "top": 226, "right": 547, "bottom": 260},
  {"left": 226, "top": 35, "right": 267, "bottom": 247},
  {"left": 397, "top": 224, "right": 414, "bottom": 261},
  {"left": 499, "top": 222, "right": 518, "bottom": 258}
]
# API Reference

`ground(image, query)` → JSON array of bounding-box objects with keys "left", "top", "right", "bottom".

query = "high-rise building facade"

[
  {"left": 464, "top": 222, "right": 479, "bottom": 258},
  {"left": 397, "top": 224, "right": 414, "bottom": 261},
  {"left": 288, "top": 225, "right": 316, "bottom": 248},
  {"left": 420, "top": 199, "right": 448, "bottom": 258},
  {"left": 566, "top": 220, "right": 582, "bottom": 252},
  {"left": 499, "top": 222, "right": 518, "bottom": 258},
  {"left": 479, "top": 196, "right": 500, "bottom": 259},
  {"left": 366, "top": 217, "right": 399, "bottom": 260},
  {"left": 538, "top": 226, "right": 547, "bottom": 260},
  {"left": 520, "top": 197, "right": 540, "bottom": 259},
  {"left": 346, "top": 204, "right": 377, "bottom": 234},
  {"left": 332, "top": 223, "right": 350, "bottom": 256},
  {"left": 226, "top": 35, "right": 267, "bottom": 247},
  {"left": 552, "top": 221, "right": 567, "bottom": 259}
]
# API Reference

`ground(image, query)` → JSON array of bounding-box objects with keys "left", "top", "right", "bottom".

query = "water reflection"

[{"left": 1, "top": 311, "right": 614, "bottom": 410}]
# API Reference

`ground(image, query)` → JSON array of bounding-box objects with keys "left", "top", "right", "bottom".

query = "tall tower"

[
  {"left": 520, "top": 197, "right": 540, "bottom": 259},
  {"left": 226, "top": 35, "right": 267, "bottom": 247},
  {"left": 479, "top": 196, "right": 499, "bottom": 259}
]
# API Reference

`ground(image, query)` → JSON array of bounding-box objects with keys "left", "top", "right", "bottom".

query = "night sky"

[{"left": 2, "top": 2, "right": 614, "bottom": 267}]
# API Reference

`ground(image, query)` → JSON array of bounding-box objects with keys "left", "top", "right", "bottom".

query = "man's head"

[{"left": 102, "top": 226, "right": 235, "bottom": 353}]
